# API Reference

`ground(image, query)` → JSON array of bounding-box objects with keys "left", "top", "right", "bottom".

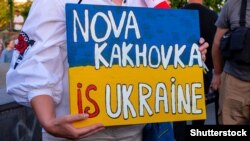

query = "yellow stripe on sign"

[{"left": 68, "top": 65, "right": 206, "bottom": 127}]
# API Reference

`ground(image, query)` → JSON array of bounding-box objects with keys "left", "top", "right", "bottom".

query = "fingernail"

[{"left": 83, "top": 113, "right": 89, "bottom": 118}]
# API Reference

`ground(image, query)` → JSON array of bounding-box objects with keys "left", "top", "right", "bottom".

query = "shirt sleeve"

[
  {"left": 215, "top": 1, "right": 230, "bottom": 28},
  {"left": 144, "top": 0, "right": 171, "bottom": 8},
  {"left": 6, "top": 0, "right": 66, "bottom": 106}
]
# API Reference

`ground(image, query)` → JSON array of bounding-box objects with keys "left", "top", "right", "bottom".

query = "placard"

[{"left": 66, "top": 4, "right": 206, "bottom": 127}]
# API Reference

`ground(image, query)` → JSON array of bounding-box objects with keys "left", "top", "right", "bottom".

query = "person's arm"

[
  {"left": 7, "top": 0, "right": 104, "bottom": 139},
  {"left": 210, "top": 27, "right": 228, "bottom": 90},
  {"left": 31, "top": 95, "right": 104, "bottom": 139}
]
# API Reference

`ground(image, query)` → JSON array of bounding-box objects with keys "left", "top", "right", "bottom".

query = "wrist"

[
  {"left": 43, "top": 118, "right": 57, "bottom": 134},
  {"left": 213, "top": 68, "right": 222, "bottom": 75},
  {"left": 31, "top": 95, "right": 57, "bottom": 134},
  {"left": 214, "top": 71, "right": 222, "bottom": 76}
]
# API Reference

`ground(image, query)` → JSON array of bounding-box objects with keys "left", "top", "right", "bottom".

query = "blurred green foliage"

[
  {"left": 0, "top": 0, "right": 32, "bottom": 31},
  {"left": 171, "top": 0, "right": 226, "bottom": 12}
]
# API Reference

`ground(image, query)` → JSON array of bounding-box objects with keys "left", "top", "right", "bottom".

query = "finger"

[
  {"left": 201, "top": 54, "right": 206, "bottom": 62},
  {"left": 199, "top": 42, "right": 209, "bottom": 51},
  {"left": 201, "top": 48, "right": 207, "bottom": 54},
  {"left": 79, "top": 126, "right": 105, "bottom": 138},
  {"left": 211, "top": 84, "right": 218, "bottom": 91},
  {"left": 74, "top": 124, "right": 104, "bottom": 139},
  {"left": 199, "top": 37, "right": 205, "bottom": 44},
  {"left": 78, "top": 123, "right": 104, "bottom": 134},
  {"left": 72, "top": 127, "right": 104, "bottom": 141},
  {"left": 209, "top": 85, "right": 214, "bottom": 93},
  {"left": 69, "top": 123, "right": 104, "bottom": 140},
  {"left": 66, "top": 114, "right": 89, "bottom": 123}
]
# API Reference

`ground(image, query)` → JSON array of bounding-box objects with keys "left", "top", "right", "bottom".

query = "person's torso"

[
  {"left": 218, "top": 0, "right": 250, "bottom": 81},
  {"left": 1, "top": 49, "right": 13, "bottom": 63},
  {"left": 14, "top": 15, "right": 24, "bottom": 22}
]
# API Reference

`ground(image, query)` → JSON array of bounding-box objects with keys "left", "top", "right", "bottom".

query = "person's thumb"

[{"left": 66, "top": 114, "right": 89, "bottom": 123}]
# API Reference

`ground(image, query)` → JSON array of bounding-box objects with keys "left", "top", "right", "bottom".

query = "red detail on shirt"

[
  {"left": 155, "top": 1, "right": 171, "bottom": 9},
  {"left": 15, "top": 34, "right": 28, "bottom": 55}
]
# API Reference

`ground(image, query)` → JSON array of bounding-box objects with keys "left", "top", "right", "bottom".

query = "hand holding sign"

[
  {"left": 45, "top": 114, "right": 105, "bottom": 140},
  {"left": 31, "top": 95, "right": 105, "bottom": 139}
]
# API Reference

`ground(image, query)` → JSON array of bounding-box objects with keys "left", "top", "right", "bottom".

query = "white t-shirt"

[
  {"left": 7, "top": 0, "right": 169, "bottom": 129},
  {"left": 13, "top": 15, "right": 24, "bottom": 31}
]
